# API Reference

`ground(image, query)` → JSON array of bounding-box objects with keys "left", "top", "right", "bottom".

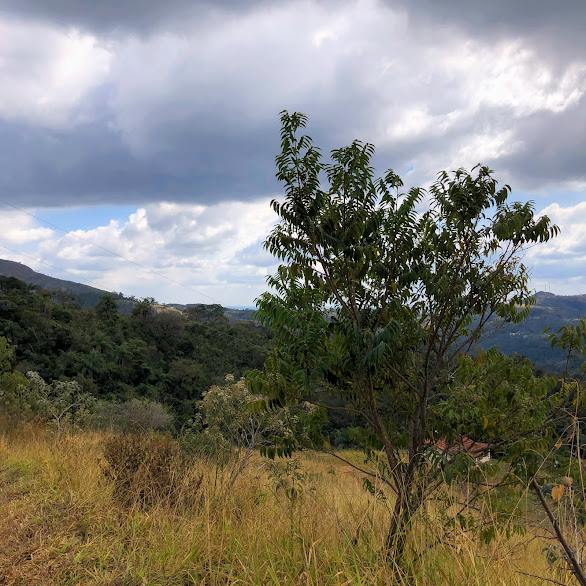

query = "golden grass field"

[{"left": 0, "top": 422, "right": 578, "bottom": 585}]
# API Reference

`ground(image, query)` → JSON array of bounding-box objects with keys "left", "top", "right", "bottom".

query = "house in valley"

[{"left": 426, "top": 436, "right": 491, "bottom": 464}]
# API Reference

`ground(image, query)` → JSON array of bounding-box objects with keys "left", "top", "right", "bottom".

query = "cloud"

[
  {"left": 392, "top": 0, "right": 586, "bottom": 69},
  {"left": 523, "top": 202, "right": 586, "bottom": 292},
  {"left": 0, "top": 18, "right": 111, "bottom": 128},
  {"left": 0, "top": 0, "right": 271, "bottom": 36},
  {"left": 0, "top": 210, "right": 54, "bottom": 245},
  {"left": 0, "top": 0, "right": 583, "bottom": 208},
  {"left": 2, "top": 196, "right": 585, "bottom": 305},
  {"left": 24, "top": 199, "right": 279, "bottom": 304},
  {"left": 0, "top": 0, "right": 584, "bottom": 298}
]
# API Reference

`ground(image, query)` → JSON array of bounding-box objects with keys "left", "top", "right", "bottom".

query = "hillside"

[
  {"left": 478, "top": 291, "right": 586, "bottom": 371},
  {"left": 0, "top": 259, "right": 134, "bottom": 311},
  {"left": 0, "top": 272, "right": 273, "bottom": 422},
  {"left": 0, "top": 259, "right": 255, "bottom": 321},
  {"left": 168, "top": 303, "right": 256, "bottom": 323},
  {"left": 2, "top": 258, "right": 585, "bottom": 370}
]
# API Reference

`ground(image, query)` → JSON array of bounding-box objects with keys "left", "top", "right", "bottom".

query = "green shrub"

[{"left": 92, "top": 399, "right": 173, "bottom": 432}]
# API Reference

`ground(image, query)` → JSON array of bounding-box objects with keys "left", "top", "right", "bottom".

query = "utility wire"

[
  {"left": 0, "top": 198, "right": 222, "bottom": 305},
  {"left": 0, "top": 242, "right": 262, "bottom": 346},
  {"left": 0, "top": 243, "right": 118, "bottom": 293}
]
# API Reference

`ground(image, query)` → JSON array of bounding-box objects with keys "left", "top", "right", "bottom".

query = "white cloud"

[
  {"left": 439, "top": 41, "right": 586, "bottom": 117},
  {"left": 530, "top": 202, "right": 586, "bottom": 258},
  {"left": 0, "top": 18, "right": 112, "bottom": 127},
  {"left": 377, "top": 38, "right": 586, "bottom": 183},
  {"left": 33, "top": 199, "right": 278, "bottom": 304},
  {"left": 447, "top": 130, "right": 524, "bottom": 171},
  {"left": 4, "top": 196, "right": 586, "bottom": 302},
  {"left": 0, "top": 211, "right": 54, "bottom": 244},
  {"left": 522, "top": 201, "right": 586, "bottom": 294}
]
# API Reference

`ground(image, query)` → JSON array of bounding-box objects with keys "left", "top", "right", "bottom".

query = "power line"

[
  {"left": 0, "top": 242, "right": 262, "bottom": 346},
  {"left": 0, "top": 243, "right": 118, "bottom": 293},
  {"left": 0, "top": 198, "right": 222, "bottom": 305}
]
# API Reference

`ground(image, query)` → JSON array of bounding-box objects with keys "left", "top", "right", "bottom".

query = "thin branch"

[
  {"left": 531, "top": 477, "right": 586, "bottom": 586},
  {"left": 320, "top": 449, "right": 398, "bottom": 495},
  {"left": 513, "top": 569, "right": 567, "bottom": 586}
]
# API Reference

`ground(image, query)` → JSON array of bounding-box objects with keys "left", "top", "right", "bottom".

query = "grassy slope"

[{"left": 0, "top": 424, "right": 573, "bottom": 585}]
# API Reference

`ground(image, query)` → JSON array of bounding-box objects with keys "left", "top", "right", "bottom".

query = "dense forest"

[
  {"left": 4, "top": 258, "right": 585, "bottom": 373},
  {"left": 0, "top": 274, "right": 272, "bottom": 423}
]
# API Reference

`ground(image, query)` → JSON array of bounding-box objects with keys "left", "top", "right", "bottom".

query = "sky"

[{"left": 0, "top": 0, "right": 584, "bottom": 306}]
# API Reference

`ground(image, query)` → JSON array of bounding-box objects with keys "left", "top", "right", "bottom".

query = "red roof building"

[{"left": 427, "top": 436, "right": 491, "bottom": 462}]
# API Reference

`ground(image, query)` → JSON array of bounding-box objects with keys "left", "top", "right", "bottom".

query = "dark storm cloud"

[
  {"left": 502, "top": 105, "right": 586, "bottom": 189},
  {"left": 0, "top": 0, "right": 583, "bottom": 210},
  {"left": 382, "top": 101, "right": 586, "bottom": 192},
  {"left": 0, "top": 112, "right": 281, "bottom": 207},
  {"left": 397, "top": 0, "right": 584, "bottom": 31},
  {"left": 382, "top": 0, "right": 586, "bottom": 190},
  {"left": 0, "top": 0, "right": 273, "bottom": 35},
  {"left": 395, "top": 0, "right": 586, "bottom": 61}
]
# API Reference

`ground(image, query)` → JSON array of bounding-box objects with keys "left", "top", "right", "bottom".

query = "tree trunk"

[
  {"left": 386, "top": 493, "right": 409, "bottom": 557},
  {"left": 385, "top": 399, "right": 426, "bottom": 561},
  {"left": 385, "top": 471, "right": 418, "bottom": 560}
]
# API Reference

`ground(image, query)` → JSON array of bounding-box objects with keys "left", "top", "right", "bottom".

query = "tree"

[
  {"left": 96, "top": 293, "right": 120, "bottom": 327},
  {"left": 26, "top": 371, "right": 96, "bottom": 441},
  {"left": 250, "top": 111, "right": 560, "bottom": 556},
  {"left": 0, "top": 337, "right": 29, "bottom": 416},
  {"left": 131, "top": 297, "right": 156, "bottom": 320},
  {"left": 184, "top": 304, "right": 228, "bottom": 325}
]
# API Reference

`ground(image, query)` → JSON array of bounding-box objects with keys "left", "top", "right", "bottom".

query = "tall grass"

[{"left": 0, "top": 423, "right": 576, "bottom": 585}]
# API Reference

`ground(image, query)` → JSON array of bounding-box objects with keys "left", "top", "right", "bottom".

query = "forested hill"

[
  {"left": 0, "top": 274, "right": 272, "bottom": 423},
  {"left": 0, "top": 259, "right": 255, "bottom": 321},
  {"left": 479, "top": 291, "right": 586, "bottom": 371},
  {"left": 2, "top": 258, "right": 586, "bottom": 371},
  {"left": 0, "top": 259, "right": 133, "bottom": 310}
]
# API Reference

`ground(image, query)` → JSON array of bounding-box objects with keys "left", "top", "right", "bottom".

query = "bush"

[
  {"left": 329, "top": 427, "right": 356, "bottom": 449},
  {"left": 26, "top": 371, "right": 96, "bottom": 440},
  {"left": 103, "top": 433, "right": 187, "bottom": 508},
  {"left": 92, "top": 399, "right": 173, "bottom": 432}
]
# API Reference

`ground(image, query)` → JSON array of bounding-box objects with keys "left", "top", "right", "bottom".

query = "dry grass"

[{"left": 0, "top": 423, "right": 577, "bottom": 585}]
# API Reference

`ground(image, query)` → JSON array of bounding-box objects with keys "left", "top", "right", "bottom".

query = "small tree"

[
  {"left": 250, "top": 111, "right": 559, "bottom": 556},
  {"left": 26, "top": 372, "right": 96, "bottom": 441},
  {"left": 0, "top": 337, "right": 29, "bottom": 417},
  {"left": 188, "top": 374, "right": 314, "bottom": 489}
]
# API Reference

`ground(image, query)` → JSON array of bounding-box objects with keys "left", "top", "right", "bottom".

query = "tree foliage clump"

[
  {"left": 184, "top": 374, "right": 320, "bottom": 487},
  {"left": 0, "top": 277, "right": 273, "bottom": 424},
  {"left": 0, "top": 336, "right": 28, "bottom": 416},
  {"left": 250, "top": 111, "right": 560, "bottom": 554}
]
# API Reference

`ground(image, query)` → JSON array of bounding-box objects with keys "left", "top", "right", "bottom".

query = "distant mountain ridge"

[
  {"left": 478, "top": 291, "right": 586, "bottom": 371},
  {"left": 0, "top": 259, "right": 254, "bottom": 322},
  {"left": 1, "top": 258, "right": 585, "bottom": 370},
  {"left": 0, "top": 258, "right": 134, "bottom": 310}
]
